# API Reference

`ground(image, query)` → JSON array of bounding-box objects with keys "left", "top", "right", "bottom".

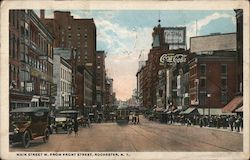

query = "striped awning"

[
  {"left": 235, "top": 106, "right": 243, "bottom": 113},
  {"left": 222, "top": 96, "right": 243, "bottom": 113}
]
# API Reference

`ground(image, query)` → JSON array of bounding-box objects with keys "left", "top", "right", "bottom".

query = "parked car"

[
  {"left": 54, "top": 116, "right": 68, "bottom": 133},
  {"left": 9, "top": 107, "right": 50, "bottom": 148}
]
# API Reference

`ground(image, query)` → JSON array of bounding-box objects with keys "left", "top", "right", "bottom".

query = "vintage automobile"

[
  {"left": 54, "top": 116, "right": 68, "bottom": 133},
  {"left": 9, "top": 107, "right": 50, "bottom": 148}
]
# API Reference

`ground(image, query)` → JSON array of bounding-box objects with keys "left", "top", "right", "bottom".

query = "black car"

[{"left": 9, "top": 107, "right": 50, "bottom": 148}]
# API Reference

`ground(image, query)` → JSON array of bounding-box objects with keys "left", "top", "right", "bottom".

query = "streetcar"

[{"left": 115, "top": 105, "right": 130, "bottom": 124}]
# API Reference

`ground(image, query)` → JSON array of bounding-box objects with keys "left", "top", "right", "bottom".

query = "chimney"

[{"left": 40, "top": 10, "right": 45, "bottom": 19}]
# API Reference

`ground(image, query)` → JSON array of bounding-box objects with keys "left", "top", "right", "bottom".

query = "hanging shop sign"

[{"left": 160, "top": 53, "right": 187, "bottom": 65}]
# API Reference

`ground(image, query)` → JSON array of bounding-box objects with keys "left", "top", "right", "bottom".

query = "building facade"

[
  {"left": 235, "top": 9, "right": 243, "bottom": 95},
  {"left": 53, "top": 53, "right": 72, "bottom": 111},
  {"left": 136, "top": 22, "right": 187, "bottom": 109},
  {"left": 96, "top": 51, "right": 106, "bottom": 107},
  {"left": 9, "top": 10, "right": 54, "bottom": 110},
  {"left": 189, "top": 33, "right": 238, "bottom": 113},
  {"left": 40, "top": 10, "right": 97, "bottom": 106}
]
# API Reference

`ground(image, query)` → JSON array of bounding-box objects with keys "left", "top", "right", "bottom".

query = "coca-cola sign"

[{"left": 160, "top": 53, "right": 187, "bottom": 64}]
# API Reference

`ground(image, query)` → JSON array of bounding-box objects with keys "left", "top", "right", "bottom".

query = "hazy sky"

[{"left": 41, "top": 10, "right": 236, "bottom": 101}]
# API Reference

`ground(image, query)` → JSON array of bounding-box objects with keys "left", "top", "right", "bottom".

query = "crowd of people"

[
  {"left": 158, "top": 114, "right": 243, "bottom": 132},
  {"left": 131, "top": 113, "right": 140, "bottom": 124}
]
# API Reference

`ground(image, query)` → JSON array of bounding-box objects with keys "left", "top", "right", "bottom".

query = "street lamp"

[
  {"left": 207, "top": 93, "right": 211, "bottom": 117},
  {"left": 164, "top": 61, "right": 168, "bottom": 110}
]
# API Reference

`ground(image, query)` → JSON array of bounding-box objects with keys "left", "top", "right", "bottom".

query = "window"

[
  {"left": 26, "top": 82, "right": 33, "bottom": 92},
  {"left": 200, "top": 78, "right": 206, "bottom": 89},
  {"left": 221, "top": 91, "right": 227, "bottom": 104},
  {"left": 221, "top": 64, "right": 227, "bottom": 75},
  {"left": 221, "top": 78, "right": 227, "bottom": 90},
  {"left": 200, "top": 64, "right": 206, "bottom": 76}
]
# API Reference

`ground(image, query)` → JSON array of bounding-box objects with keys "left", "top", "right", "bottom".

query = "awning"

[
  {"left": 235, "top": 106, "right": 243, "bottom": 113},
  {"left": 197, "top": 108, "right": 224, "bottom": 115},
  {"left": 222, "top": 96, "right": 243, "bottom": 113},
  {"left": 172, "top": 108, "right": 182, "bottom": 113},
  {"left": 179, "top": 108, "right": 198, "bottom": 115}
]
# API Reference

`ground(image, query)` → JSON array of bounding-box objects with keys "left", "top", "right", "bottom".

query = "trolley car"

[{"left": 116, "top": 107, "right": 129, "bottom": 124}]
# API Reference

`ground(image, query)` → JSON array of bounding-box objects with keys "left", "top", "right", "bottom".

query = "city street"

[{"left": 10, "top": 115, "right": 243, "bottom": 152}]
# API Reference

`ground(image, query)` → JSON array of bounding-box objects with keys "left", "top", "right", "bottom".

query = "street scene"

[
  {"left": 10, "top": 115, "right": 242, "bottom": 152},
  {"left": 8, "top": 7, "right": 244, "bottom": 154}
]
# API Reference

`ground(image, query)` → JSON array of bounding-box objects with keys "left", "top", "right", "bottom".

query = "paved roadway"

[{"left": 10, "top": 115, "right": 243, "bottom": 152}]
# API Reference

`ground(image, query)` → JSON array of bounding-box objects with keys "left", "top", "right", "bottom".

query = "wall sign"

[{"left": 160, "top": 53, "right": 187, "bottom": 64}]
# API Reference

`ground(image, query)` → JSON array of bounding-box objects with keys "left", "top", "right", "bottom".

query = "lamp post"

[
  {"left": 164, "top": 61, "right": 168, "bottom": 110},
  {"left": 207, "top": 93, "right": 211, "bottom": 117}
]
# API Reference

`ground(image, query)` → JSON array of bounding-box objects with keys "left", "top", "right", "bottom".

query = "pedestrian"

[
  {"left": 199, "top": 117, "right": 203, "bottom": 128},
  {"left": 229, "top": 116, "right": 234, "bottom": 131},
  {"left": 134, "top": 115, "right": 137, "bottom": 125},
  {"left": 67, "top": 119, "right": 73, "bottom": 135},
  {"left": 74, "top": 119, "right": 79, "bottom": 136},
  {"left": 235, "top": 117, "right": 240, "bottom": 132},
  {"left": 239, "top": 116, "right": 243, "bottom": 131},
  {"left": 137, "top": 115, "right": 140, "bottom": 124}
]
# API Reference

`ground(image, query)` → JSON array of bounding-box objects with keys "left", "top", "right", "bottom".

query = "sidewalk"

[{"left": 142, "top": 115, "right": 243, "bottom": 134}]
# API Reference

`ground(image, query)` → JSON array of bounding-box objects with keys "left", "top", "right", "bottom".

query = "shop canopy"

[
  {"left": 197, "top": 108, "right": 225, "bottom": 115},
  {"left": 59, "top": 110, "right": 79, "bottom": 114},
  {"left": 222, "top": 96, "right": 243, "bottom": 113},
  {"left": 179, "top": 108, "right": 199, "bottom": 115},
  {"left": 235, "top": 106, "right": 243, "bottom": 113}
]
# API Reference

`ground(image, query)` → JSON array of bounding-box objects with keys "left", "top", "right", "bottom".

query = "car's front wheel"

[
  {"left": 22, "top": 131, "right": 30, "bottom": 148},
  {"left": 43, "top": 128, "right": 49, "bottom": 143}
]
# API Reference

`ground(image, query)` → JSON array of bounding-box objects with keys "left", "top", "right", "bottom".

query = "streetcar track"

[
  {"left": 139, "top": 121, "right": 238, "bottom": 151},
  {"left": 127, "top": 125, "right": 170, "bottom": 151},
  {"left": 118, "top": 125, "right": 138, "bottom": 151}
]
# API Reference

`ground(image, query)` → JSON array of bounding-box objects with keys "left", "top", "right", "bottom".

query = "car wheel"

[
  {"left": 22, "top": 131, "right": 30, "bottom": 148},
  {"left": 43, "top": 129, "right": 49, "bottom": 143}
]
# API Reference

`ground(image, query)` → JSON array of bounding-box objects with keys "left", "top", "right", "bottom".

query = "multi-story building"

[
  {"left": 96, "top": 51, "right": 106, "bottom": 107},
  {"left": 189, "top": 33, "right": 238, "bottom": 114},
  {"left": 53, "top": 52, "right": 72, "bottom": 111},
  {"left": 137, "top": 22, "right": 187, "bottom": 109},
  {"left": 235, "top": 9, "right": 243, "bottom": 95},
  {"left": 9, "top": 10, "right": 54, "bottom": 110},
  {"left": 40, "top": 10, "right": 97, "bottom": 107},
  {"left": 105, "top": 77, "right": 114, "bottom": 106}
]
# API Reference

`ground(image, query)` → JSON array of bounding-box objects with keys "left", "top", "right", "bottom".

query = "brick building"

[
  {"left": 40, "top": 10, "right": 97, "bottom": 107},
  {"left": 96, "top": 51, "right": 106, "bottom": 107},
  {"left": 189, "top": 33, "right": 238, "bottom": 115},
  {"left": 235, "top": 9, "right": 243, "bottom": 95},
  {"left": 9, "top": 10, "right": 54, "bottom": 110},
  {"left": 137, "top": 22, "right": 187, "bottom": 109}
]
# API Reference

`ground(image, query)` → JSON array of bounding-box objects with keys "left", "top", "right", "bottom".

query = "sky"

[{"left": 42, "top": 10, "right": 236, "bottom": 101}]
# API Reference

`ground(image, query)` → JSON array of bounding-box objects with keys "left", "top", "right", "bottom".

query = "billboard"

[
  {"left": 190, "top": 33, "right": 236, "bottom": 53},
  {"left": 164, "top": 27, "right": 186, "bottom": 45}
]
